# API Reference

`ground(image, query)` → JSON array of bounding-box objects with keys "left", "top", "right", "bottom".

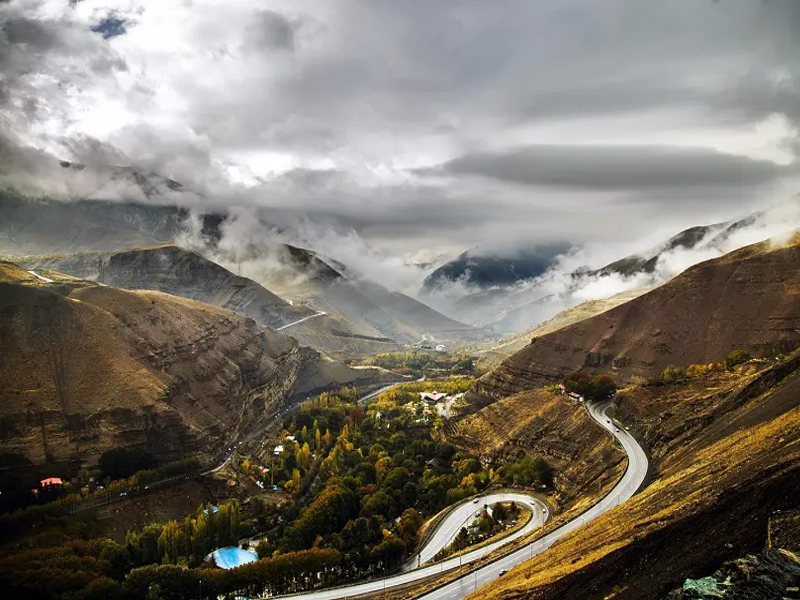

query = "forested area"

[{"left": 0, "top": 384, "right": 554, "bottom": 599}]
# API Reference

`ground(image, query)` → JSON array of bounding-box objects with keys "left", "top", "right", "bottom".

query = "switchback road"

[{"left": 274, "top": 400, "right": 648, "bottom": 600}]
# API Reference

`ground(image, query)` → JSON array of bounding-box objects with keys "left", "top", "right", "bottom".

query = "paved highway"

[
  {"left": 277, "top": 311, "right": 327, "bottom": 330},
  {"left": 401, "top": 491, "right": 549, "bottom": 571},
  {"left": 274, "top": 400, "right": 648, "bottom": 600}
]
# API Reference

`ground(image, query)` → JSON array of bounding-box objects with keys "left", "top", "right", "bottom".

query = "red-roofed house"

[{"left": 40, "top": 477, "right": 63, "bottom": 487}]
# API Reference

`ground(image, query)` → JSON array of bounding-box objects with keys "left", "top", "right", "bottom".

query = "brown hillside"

[
  {"left": 475, "top": 238, "right": 800, "bottom": 399},
  {"left": 472, "top": 352, "right": 800, "bottom": 600},
  {"left": 448, "top": 389, "right": 625, "bottom": 511},
  {"left": 0, "top": 262, "right": 390, "bottom": 470},
  {"left": 23, "top": 245, "right": 402, "bottom": 358}
]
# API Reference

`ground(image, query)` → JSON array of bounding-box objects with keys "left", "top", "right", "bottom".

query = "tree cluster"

[{"left": 562, "top": 371, "right": 617, "bottom": 401}]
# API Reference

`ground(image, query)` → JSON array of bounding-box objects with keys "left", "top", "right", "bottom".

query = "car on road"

[
  {"left": 606, "top": 419, "right": 611, "bottom": 424},
  {"left": 498, "top": 569, "right": 508, "bottom": 577},
  {"left": 614, "top": 427, "right": 620, "bottom": 432},
  {"left": 474, "top": 510, "right": 481, "bottom": 517},
  {"left": 473, "top": 498, "right": 479, "bottom": 503}
]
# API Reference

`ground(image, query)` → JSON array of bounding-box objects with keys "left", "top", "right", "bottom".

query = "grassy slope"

[
  {"left": 448, "top": 389, "right": 624, "bottom": 511},
  {"left": 475, "top": 237, "right": 800, "bottom": 399},
  {"left": 473, "top": 353, "right": 800, "bottom": 600}
]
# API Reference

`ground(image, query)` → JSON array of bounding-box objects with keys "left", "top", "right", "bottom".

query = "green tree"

[{"left": 726, "top": 349, "right": 751, "bottom": 369}]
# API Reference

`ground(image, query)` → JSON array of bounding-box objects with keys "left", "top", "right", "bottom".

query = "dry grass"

[
  {"left": 449, "top": 389, "right": 625, "bottom": 511},
  {"left": 472, "top": 352, "right": 800, "bottom": 600}
]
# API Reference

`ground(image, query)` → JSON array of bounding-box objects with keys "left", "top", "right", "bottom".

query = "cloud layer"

[{"left": 2, "top": 0, "right": 800, "bottom": 263}]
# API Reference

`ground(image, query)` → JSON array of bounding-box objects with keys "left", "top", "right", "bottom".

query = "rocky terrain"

[
  {"left": 663, "top": 549, "right": 800, "bottom": 600},
  {"left": 253, "top": 244, "right": 479, "bottom": 344},
  {"left": 2, "top": 195, "right": 476, "bottom": 347},
  {"left": 24, "top": 244, "right": 310, "bottom": 328},
  {"left": 477, "top": 285, "right": 659, "bottom": 365},
  {"left": 474, "top": 236, "right": 800, "bottom": 400},
  {"left": 0, "top": 261, "right": 391, "bottom": 473}
]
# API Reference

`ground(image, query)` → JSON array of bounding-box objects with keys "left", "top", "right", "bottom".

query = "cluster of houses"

[
  {"left": 273, "top": 435, "right": 296, "bottom": 456},
  {"left": 558, "top": 383, "right": 585, "bottom": 403},
  {"left": 415, "top": 390, "right": 464, "bottom": 420}
]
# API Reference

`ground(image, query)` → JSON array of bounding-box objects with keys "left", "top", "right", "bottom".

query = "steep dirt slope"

[
  {"left": 448, "top": 389, "right": 625, "bottom": 510},
  {"left": 24, "top": 245, "right": 309, "bottom": 328},
  {"left": 23, "top": 246, "right": 401, "bottom": 358},
  {"left": 473, "top": 353, "right": 800, "bottom": 600},
  {"left": 477, "top": 286, "right": 659, "bottom": 364},
  {"left": 476, "top": 238, "right": 800, "bottom": 398},
  {"left": 0, "top": 262, "right": 391, "bottom": 471}
]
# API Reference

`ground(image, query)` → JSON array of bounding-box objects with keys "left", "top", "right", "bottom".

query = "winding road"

[
  {"left": 274, "top": 399, "right": 648, "bottom": 600},
  {"left": 277, "top": 311, "right": 327, "bottom": 330}
]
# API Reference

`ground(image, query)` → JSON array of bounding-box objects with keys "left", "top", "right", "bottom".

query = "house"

[
  {"left": 40, "top": 477, "right": 63, "bottom": 487},
  {"left": 425, "top": 457, "right": 442, "bottom": 470},
  {"left": 435, "top": 344, "right": 447, "bottom": 352},
  {"left": 273, "top": 444, "right": 284, "bottom": 456},
  {"left": 285, "top": 435, "right": 296, "bottom": 442},
  {"left": 558, "top": 383, "right": 566, "bottom": 394},
  {"left": 420, "top": 391, "right": 447, "bottom": 403},
  {"left": 567, "top": 392, "right": 584, "bottom": 402}
]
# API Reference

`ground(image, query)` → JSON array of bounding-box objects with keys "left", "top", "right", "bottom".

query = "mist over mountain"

[{"left": 421, "top": 243, "right": 572, "bottom": 292}]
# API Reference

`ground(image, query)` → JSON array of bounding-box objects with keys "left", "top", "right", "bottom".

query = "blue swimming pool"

[{"left": 210, "top": 546, "right": 258, "bottom": 569}]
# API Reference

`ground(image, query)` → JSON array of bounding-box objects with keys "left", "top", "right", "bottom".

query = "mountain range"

[{"left": 0, "top": 261, "right": 392, "bottom": 472}]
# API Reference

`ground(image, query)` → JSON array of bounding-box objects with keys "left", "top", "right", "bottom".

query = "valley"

[{"left": 3, "top": 213, "right": 800, "bottom": 600}]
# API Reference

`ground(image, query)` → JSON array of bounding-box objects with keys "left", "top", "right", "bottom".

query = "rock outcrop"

[{"left": 665, "top": 549, "right": 800, "bottom": 600}]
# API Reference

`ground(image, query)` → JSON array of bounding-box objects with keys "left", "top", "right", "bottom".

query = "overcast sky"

[{"left": 2, "top": 0, "right": 800, "bottom": 262}]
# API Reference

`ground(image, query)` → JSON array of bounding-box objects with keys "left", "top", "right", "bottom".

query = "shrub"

[
  {"left": 661, "top": 365, "right": 686, "bottom": 383},
  {"left": 725, "top": 349, "right": 751, "bottom": 369}
]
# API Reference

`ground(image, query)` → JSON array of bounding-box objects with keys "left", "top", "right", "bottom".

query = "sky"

[{"left": 2, "top": 0, "right": 800, "bottom": 264}]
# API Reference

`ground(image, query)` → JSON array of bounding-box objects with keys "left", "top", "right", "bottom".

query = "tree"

[
  {"left": 157, "top": 521, "right": 185, "bottom": 564},
  {"left": 397, "top": 508, "right": 423, "bottom": 550},
  {"left": 101, "top": 541, "right": 132, "bottom": 580},
  {"left": 563, "top": 371, "right": 618, "bottom": 401},
  {"left": 726, "top": 349, "right": 751, "bottom": 369}
]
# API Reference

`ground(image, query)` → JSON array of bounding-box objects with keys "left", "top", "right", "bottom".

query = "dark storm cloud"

[
  {"left": 435, "top": 145, "right": 799, "bottom": 192},
  {"left": 3, "top": 0, "right": 800, "bottom": 259},
  {"left": 247, "top": 10, "right": 301, "bottom": 51}
]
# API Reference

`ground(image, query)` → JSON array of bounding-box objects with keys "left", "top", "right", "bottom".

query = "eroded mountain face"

[
  {"left": 474, "top": 238, "right": 800, "bottom": 400},
  {"left": 0, "top": 262, "right": 388, "bottom": 470}
]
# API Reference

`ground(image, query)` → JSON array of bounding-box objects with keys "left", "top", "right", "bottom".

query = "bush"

[
  {"left": 661, "top": 365, "right": 686, "bottom": 383},
  {"left": 726, "top": 349, "right": 751, "bottom": 369}
]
